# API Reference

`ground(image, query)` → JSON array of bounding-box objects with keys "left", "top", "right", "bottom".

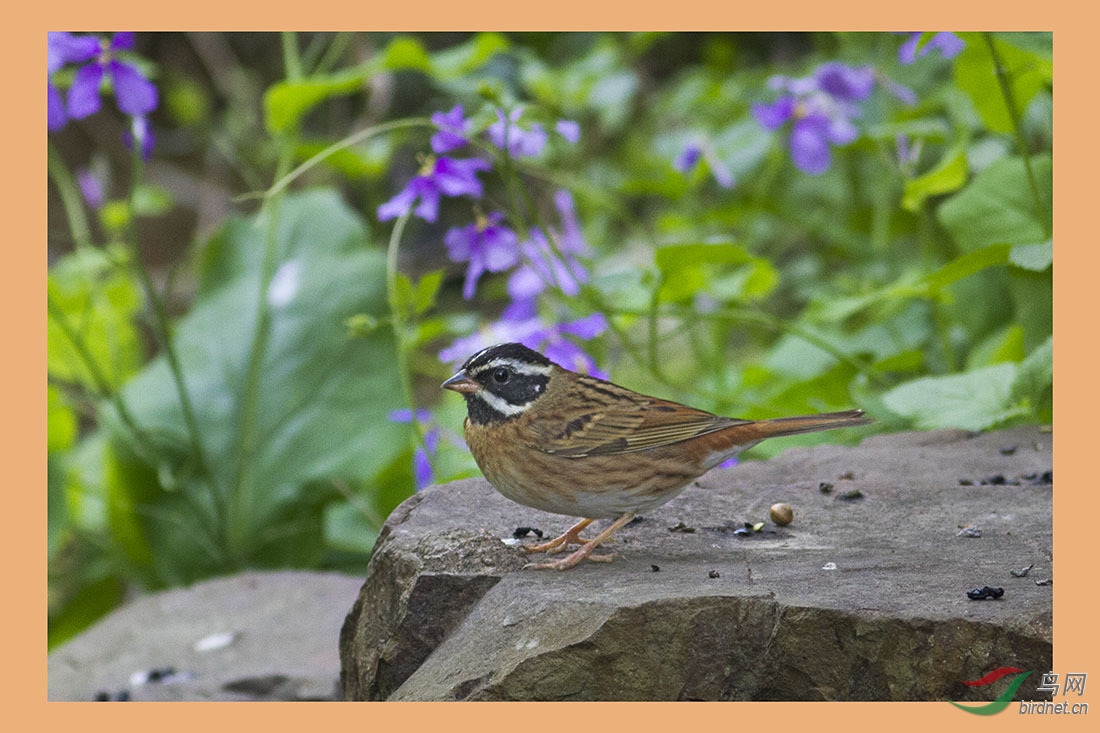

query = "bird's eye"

[{"left": 492, "top": 367, "right": 511, "bottom": 383}]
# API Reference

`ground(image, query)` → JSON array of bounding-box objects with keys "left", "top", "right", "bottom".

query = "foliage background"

[{"left": 47, "top": 32, "right": 1052, "bottom": 647}]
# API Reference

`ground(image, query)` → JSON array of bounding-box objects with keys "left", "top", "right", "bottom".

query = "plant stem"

[
  {"left": 47, "top": 141, "right": 94, "bottom": 252},
  {"left": 122, "top": 147, "right": 221, "bottom": 533},
  {"left": 385, "top": 211, "right": 437, "bottom": 476},
  {"left": 983, "top": 32, "right": 1050, "bottom": 239}
]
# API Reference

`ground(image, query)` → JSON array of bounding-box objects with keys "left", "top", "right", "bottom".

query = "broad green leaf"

[
  {"left": 954, "top": 33, "right": 1052, "bottom": 134},
  {"left": 1009, "top": 240, "right": 1052, "bottom": 271},
  {"left": 47, "top": 247, "right": 144, "bottom": 391},
  {"left": 882, "top": 363, "right": 1026, "bottom": 431},
  {"left": 937, "top": 155, "right": 1051, "bottom": 251},
  {"left": 901, "top": 146, "right": 968, "bottom": 212},
  {"left": 264, "top": 67, "right": 371, "bottom": 134},
  {"left": 379, "top": 36, "right": 432, "bottom": 72},
  {"left": 106, "top": 190, "right": 406, "bottom": 582}
]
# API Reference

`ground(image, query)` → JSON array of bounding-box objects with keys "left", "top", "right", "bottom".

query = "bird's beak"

[{"left": 441, "top": 369, "right": 479, "bottom": 394}]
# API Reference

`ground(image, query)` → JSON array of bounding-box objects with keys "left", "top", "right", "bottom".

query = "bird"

[{"left": 442, "top": 342, "right": 871, "bottom": 570}]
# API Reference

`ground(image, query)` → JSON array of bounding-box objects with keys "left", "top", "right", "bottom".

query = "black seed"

[
  {"left": 981, "top": 474, "right": 1006, "bottom": 486},
  {"left": 93, "top": 691, "right": 110, "bottom": 701},
  {"left": 651, "top": 565, "right": 661, "bottom": 572},
  {"left": 819, "top": 482, "right": 834, "bottom": 493},
  {"left": 837, "top": 489, "right": 864, "bottom": 502},
  {"left": 627, "top": 516, "right": 646, "bottom": 526},
  {"left": 668, "top": 521, "right": 696, "bottom": 533},
  {"left": 958, "top": 478, "right": 974, "bottom": 486},
  {"left": 1000, "top": 446, "right": 1017, "bottom": 456},
  {"left": 708, "top": 570, "right": 721, "bottom": 579},
  {"left": 513, "top": 527, "right": 543, "bottom": 538},
  {"left": 967, "top": 586, "right": 1005, "bottom": 600}
]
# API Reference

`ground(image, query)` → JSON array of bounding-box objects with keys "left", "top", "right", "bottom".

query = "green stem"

[
  {"left": 281, "top": 32, "right": 303, "bottom": 81},
  {"left": 257, "top": 118, "right": 430, "bottom": 202},
  {"left": 385, "top": 211, "right": 436, "bottom": 475},
  {"left": 46, "top": 292, "right": 153, "bottom": 452},
  {"left": 47, "top": 141, "right": 94, "bottom": 251},
  {"left": 983, "top": 32, "right": 1050, "bottom": 238},
  {"left": 122, "top": 146, "right": 221, "bottom": 532}
]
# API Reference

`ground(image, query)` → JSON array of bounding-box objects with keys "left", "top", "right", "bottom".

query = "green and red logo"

[{"left": 950, "top": 667, "right": 1034, "bottom": 714}]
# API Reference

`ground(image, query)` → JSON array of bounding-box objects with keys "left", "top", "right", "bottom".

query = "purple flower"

[
  {"left": 377, "top": 155, "right": 491, "bottom": 223},
  {"left": 814, "top": 63, "right": 875, "bottom": 102},
  {"left": 439, "top": 312, "right": 609, "bottom": 379},
  {"left": 488, "top": 108, "right": 549, "bottom": 158},
  {"left": 674, "top": 141, "right": 734, "bottom": 189},
  {"left": 517, "top": 229, "right": 587, "bottom": 298},
  {"left": 898, "top": 32, "right": 965, "bottom": 65},
  {"left": 123, "top": 115, "right": 155, "bottom": 160},
  {"left": 555, "top": 119, "right": 581, "bottom": 144},
  {"left": 752, "top": 62, "right": 877, "bottom": 175},
  {"left": 388, "top": 409, "right": 439, "bottom": 490},
  {"left": 444, "top": 212, "right": 521, "bottom": 299},
  {"left": 48, "top": 82, "right": 67, "bottom": 131},
  {"left": 430, "top": 104, "right": 472, "bottom": 154},
  {"left": 77, "top": 168, "right": 106, "bottom": 209},
  {"left": 58, "top": 32, "right": 158, "bottom": 121}
]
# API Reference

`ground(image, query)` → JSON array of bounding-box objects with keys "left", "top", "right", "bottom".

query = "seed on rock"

[{"left": 769, "top": 503, "right": 794, "bottom": 526}]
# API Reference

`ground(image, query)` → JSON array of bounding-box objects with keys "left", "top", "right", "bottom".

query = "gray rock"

[
  {"left": 49, "top": 571, "right": 363, "bottom": 701},
  {"left": 340, "top": 427, "right": 1053, "bottom": 701}
]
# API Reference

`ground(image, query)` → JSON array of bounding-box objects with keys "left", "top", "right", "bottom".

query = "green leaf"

[
  {"left": 413, "top": 270, "right": 444, "bottom": 315},
  {"left": 954, "top": 33, "right": 1052, "bottom": 134},
  {"left": 106, "top": 190, "right": 407, "bottom": 582},
  {"left": 655, "top": 242, "right": 777, "bottom": 303},
  {"left": 1010, "top": 335, "right": 1052, "bottom": 416},
  {"left": 379, "top": 36, "right": 432, "bottom": 72},
  {"left": 48, "top": 248, "right": 144, "bottom": 391},
  {"left": 881, "top": 363, "right": 1027, "bottom": 431},
  {"left": 264, "top": 67, "right": 371, "bottom": 134},
  {"left": 923, "top": 244, "right": 1012, "bottom": 291},
  {"left": 937, "top": 155, "right": 1051, "bottom": 251},
  {"left": 967, "top": 324, "right": 1025, "bottom": 369},
  {"left": 432, "top": 32, "right": 510, "bottom": 79},
  {"left": 901, "top": 146, "right": 968, "bottom": 212},
  {"left": 1009, "top": 240, "right": 1052, "bottom": 271}
]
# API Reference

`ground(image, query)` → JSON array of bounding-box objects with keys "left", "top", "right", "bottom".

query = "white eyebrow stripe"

[
  {"left": 473, "top": 389, "right": 535, "bottom": 417},
  {"left": 474, "top": 357, "right": 552, "bottom": 377}
]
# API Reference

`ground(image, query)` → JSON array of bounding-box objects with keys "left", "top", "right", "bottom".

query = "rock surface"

[
  {"left": 340, "top": 426, "right": 1053, "bottom": 701},
  {"left": 49, "top": 571, "right": 362, "bottom": 701}
]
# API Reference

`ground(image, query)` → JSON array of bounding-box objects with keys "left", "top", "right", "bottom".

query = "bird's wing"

[{"left": 533, "top": 376, "right": 745, "bottom": 457}]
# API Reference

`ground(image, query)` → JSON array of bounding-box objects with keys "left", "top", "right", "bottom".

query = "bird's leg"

[
  {"left": 525, "top": 512, "right": 636, "bottom": 570},
  {"left": 522, "top": 518, "right": 595, "bottom": 555}
]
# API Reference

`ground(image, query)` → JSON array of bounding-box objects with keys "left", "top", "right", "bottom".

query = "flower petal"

[
  {"left": 67, "top": 63, "right": 104, "bottom": 119},
  {"left": 109, "top": 60, "right": 158, "bottom": 116},
  {"left": 751, "top": 97, "right": 795, "bottom": 130},
  {"left": 48, "top": 82, "right": 67, "bottom": 131},
  {"left": 789, "top": 117, "right": 832, "bottom": 175}
]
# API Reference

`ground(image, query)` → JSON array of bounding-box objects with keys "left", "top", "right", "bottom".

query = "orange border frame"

[{"left": 25, "top": 5, "right": 1085, "bottom": 730}]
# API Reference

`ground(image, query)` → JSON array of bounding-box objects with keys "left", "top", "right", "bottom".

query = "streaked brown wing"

[{"left": 533, "top": 376, "right": 745, "bottom": 457}]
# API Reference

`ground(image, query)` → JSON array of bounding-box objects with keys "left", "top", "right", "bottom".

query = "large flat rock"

[
  {"left": 340, "top": 426, "right": 1053, "bottom": 701},
  {"left": 49, "top": 571, "right": 362, "bottom": 701}
]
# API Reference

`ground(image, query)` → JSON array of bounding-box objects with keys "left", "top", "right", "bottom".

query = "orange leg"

[
  {"left": 522, "top": 517, "right": 595, "bottom": 555},
  {"left": 525, "top": 512, "right": 636, "bottom": 571}
]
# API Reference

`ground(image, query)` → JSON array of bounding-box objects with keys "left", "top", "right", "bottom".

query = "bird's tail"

[{"left": 751, "top": 409, "right": 872, "bottom": 439}]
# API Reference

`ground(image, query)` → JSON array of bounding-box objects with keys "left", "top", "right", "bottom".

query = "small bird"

[{"left": 442, "top": 342, "right": 870, "bottom": 570}]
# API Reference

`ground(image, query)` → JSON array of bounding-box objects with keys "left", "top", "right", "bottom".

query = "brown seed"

[{"left": 770, "top": 502, "right": 794, "bottom": 526}]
